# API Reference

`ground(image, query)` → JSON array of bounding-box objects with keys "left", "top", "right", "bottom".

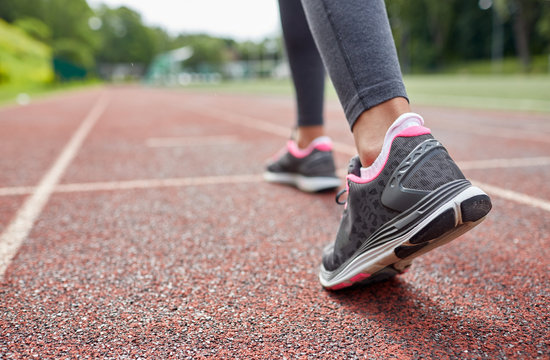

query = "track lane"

[{"left": 0, "top": 86, "right": 548, "bottom": 359}]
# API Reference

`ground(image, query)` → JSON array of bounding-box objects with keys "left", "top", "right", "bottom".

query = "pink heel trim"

[
  {"left": 398, "top": 126, "right": 431, "bottom": 137},
  {"left": 327, "top": 273, "right": 372, "bottom": 290},
  {"left": 287, "top": 138, "right": 333, "bottom": 158},
  {"left": 350, "top": 273, "right": 371, "bottom": 282},
  {"left": 348, "top": 126, "right": 431, "bottom": 184},
  {"left": 328, "top": 282, "right": 353, "bottom": 291}
]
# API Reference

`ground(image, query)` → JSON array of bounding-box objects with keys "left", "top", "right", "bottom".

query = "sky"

[{"left": 87, "top": 0, "right": 282, "bottom": 41}]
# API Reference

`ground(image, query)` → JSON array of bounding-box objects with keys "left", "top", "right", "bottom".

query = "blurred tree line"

[
  {"left": 0, "top": 0, "right": 549, "bottom": 80},
  {"left": 388, "top": 0, "right": 550, "bottom": 72}
]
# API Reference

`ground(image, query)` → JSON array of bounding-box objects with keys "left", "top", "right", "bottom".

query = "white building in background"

[{"left": 145, "top": 46, "right": 195, "bottom": 86}]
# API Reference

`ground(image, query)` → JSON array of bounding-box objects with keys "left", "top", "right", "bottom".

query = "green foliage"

[
  {"left": 13, "top": 17, "right": 51, "bottom": 43},
  {"left": 387, "top": 0, "right": 550, "bottom": 73},
  {"left": 148, "top": 27, "right": 174, "bottom": 57},
  {"left": 536, "top": 3, "right": 550, "bottom": 51},
  {"left": 0, "top": 0, "right": 44, "bottom": 23},
  {"left": 1, "top": 0, "right": 549, "bottom": 83},
  {"left": 41, "top": 0, "right": 99, "bottom": 52},
  {"left": 0, "top": 19, "right": 53, "bottom": 85},
  {"left": 53, "top": 38, "right": 95, "bottom": 70},
  {"left": 0, "top": 0, "right": 99, "bottom": 70},
  {"left": 95, "top": 6, "right": 158, "bottom": 65},
  {"left": 171, "top": 34, "right": 232, "bottom": 71}
]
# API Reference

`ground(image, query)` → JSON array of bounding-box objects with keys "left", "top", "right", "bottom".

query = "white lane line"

[
  {"left": 200, "top": 107, "right": 291, "bottom": 137},
  {"left": 146, "top": 135, "right": 240, "bottom": 147},
  {"left": 190, "top": 107, "right": 550, "bottom": 212},
  {"left": 0, "top": 95, "right": 109, "bottom": 278},
  {"left": 54, "top": 174, "right": 264, "bottom": 193},
  {"left": 1, "top": 173, "right": 548, "bottom": 214},
  {"left": 0, "top": 175, "right": 264, "bottom": 196},
  {"left": 191, "top": 107, "right": 358, "bottom": 155},
  {"left": 0, "top": 186, "right": 36, "bottom": 197},
  {"left": 194, "top": 104, "right": 549, "bottom": 155},
  {"left": 458, "top": 156, "right": 550, "bottom": 170},
  {"left": 473, "top": 180, "right": 550, "bottom": 213}
]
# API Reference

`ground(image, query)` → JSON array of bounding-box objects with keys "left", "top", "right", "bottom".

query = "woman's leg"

[
  {"left": 278, "top": 0, "right": 326, "bottom": 149},
  {"left": 263, "top": 0, "right": 340, "bottom": 193},
  {"left": 300, "top": 0, "right": 410, "bottom": 165},
  {"left": 298, "top": 0, "right": 492, "bottom": 290}
]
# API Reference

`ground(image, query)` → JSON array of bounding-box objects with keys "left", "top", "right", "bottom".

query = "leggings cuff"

[{"left": 345, "top": 80, "right": 409, "bottom": 130}]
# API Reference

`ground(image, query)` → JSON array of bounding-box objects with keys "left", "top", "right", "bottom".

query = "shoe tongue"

[{"left": 347, "top": 156, "right": 362, "bottom": 176}]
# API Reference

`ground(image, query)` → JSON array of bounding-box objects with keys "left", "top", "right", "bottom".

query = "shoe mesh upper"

[
  {"left": 402, "top": 151, "right": 465, "bottom": 191},
  {"left": 323, "top": 134, "right": 466, "bottom": 271},
  {"left": 267, "top": 148, "right": 337, "bottom": 178}
]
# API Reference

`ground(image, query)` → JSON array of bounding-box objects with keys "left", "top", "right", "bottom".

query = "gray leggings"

[{"left": 278, "top": 0, "right": 408, "bottom": 130}]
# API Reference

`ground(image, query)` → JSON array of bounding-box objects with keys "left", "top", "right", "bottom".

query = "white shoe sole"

[{"left": 263, "top": 171, "right": 341, "bottom": 192}]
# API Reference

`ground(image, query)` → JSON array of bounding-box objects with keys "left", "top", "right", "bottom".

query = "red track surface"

[{"left": 1, "top": 86, "right": 549, "bottom": 358}]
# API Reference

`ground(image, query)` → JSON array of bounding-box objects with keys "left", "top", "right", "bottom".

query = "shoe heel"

[
  {"left": 394, "top": 189, "right": 491, "bottom": 260},
  {"left": 461, "top": 194, "right": 492, "bottom": 223},
  {"left": 409, "top": 208, "right": 456, "bottom": 245}
]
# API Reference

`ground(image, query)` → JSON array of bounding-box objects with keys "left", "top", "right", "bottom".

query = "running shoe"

[
  {"left": 264, "top": 136, "right": 341, "bottom": 192},
  {"left": 319, "top": 113, "right": 492, "bottom": 290}
]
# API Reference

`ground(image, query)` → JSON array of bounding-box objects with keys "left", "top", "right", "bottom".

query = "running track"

[{"left": 0, "top": 86, "right": 548, "bottom": 358}]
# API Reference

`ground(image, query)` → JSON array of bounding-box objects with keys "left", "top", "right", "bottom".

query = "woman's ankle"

[
  {"left": 295, "top": 125, "right": 325, "bottom": 149},
  {"left": 352, "top": 97, "right": 411, "bottom": 166}
]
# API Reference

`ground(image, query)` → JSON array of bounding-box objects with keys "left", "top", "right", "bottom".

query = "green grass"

[
  {"left": 180, "top": 74, "right": 550, "bottom": 113},
  {"left": 404, "top": 74, "right": 550, "bottom": 112},
  {"left": 2, "top": 74, "right": 547, "bottom": 113},
  {"left": 0, "top": 80, "right": 102, "bottom": 106},
  {"left": 443, "top": 55, "right": 550, "bottom": 75}
]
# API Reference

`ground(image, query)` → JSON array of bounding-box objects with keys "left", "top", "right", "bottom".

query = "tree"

[
  {"left": 171, "top": 34, "right": 230, "bottom": 72},
  {"left": 387, "top": 0, "right": 452, "bottom": 71},
  {"left": 536, "top": 3, "right": 550, "bottom": 53},
  {"left": 13, "top": 17, "right": 52, "bottom": 43},
  {"left": 0, "top": 0, "right": 99, "bottom": 70},
  {"left": 148, "top": 26, "right": 173, "bottom": 58},
  {"left": 41, "top": 0, "right": 100, "bottom": 68},
  {"left": 95, "top": 6, "right": 158, "bottom": 65},
  {"left": 0, "top": 0, "right": 45, "bottom": 23},
  {"left": 510, "top": 0, "right": 536, "bottom": 69}
]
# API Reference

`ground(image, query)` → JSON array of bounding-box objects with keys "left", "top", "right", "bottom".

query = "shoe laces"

[{"left": 335, "top": 188, "right": 347, "bottom": 205}]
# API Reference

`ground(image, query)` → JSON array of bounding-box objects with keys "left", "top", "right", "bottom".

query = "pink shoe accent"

[
  {"left": 314, "top": 142, "right": 332, "bottom": 152},
  {"left": 287, "top": 137, "right": 333, "bottom": 158},
  {"left": 348, "top": 125, "right": 431, "bottom": 184},
  {"left": 328, "top": 282, "right": 353, "bottom": 291},
  {"left": 350, "top": 273, "right": 371, "bottom": 282},
  {"left": 398, "top": 125, "right": 431, "bottom": 138}
]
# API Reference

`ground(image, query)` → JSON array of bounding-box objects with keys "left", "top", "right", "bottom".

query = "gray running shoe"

[
  {"left": 320, "top": 122, "right": 491, "bottom": 290},
  {"left": 264, "top": 136, "right": 341, "bottom": 192}
]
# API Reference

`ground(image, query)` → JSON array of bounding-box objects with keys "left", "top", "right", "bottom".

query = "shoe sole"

[
  {"left": 263, "top": 171, "right": 341, "bottom": 192},
  {"left": 319, "top": 185, "right": 492, "bottom": 290}
]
